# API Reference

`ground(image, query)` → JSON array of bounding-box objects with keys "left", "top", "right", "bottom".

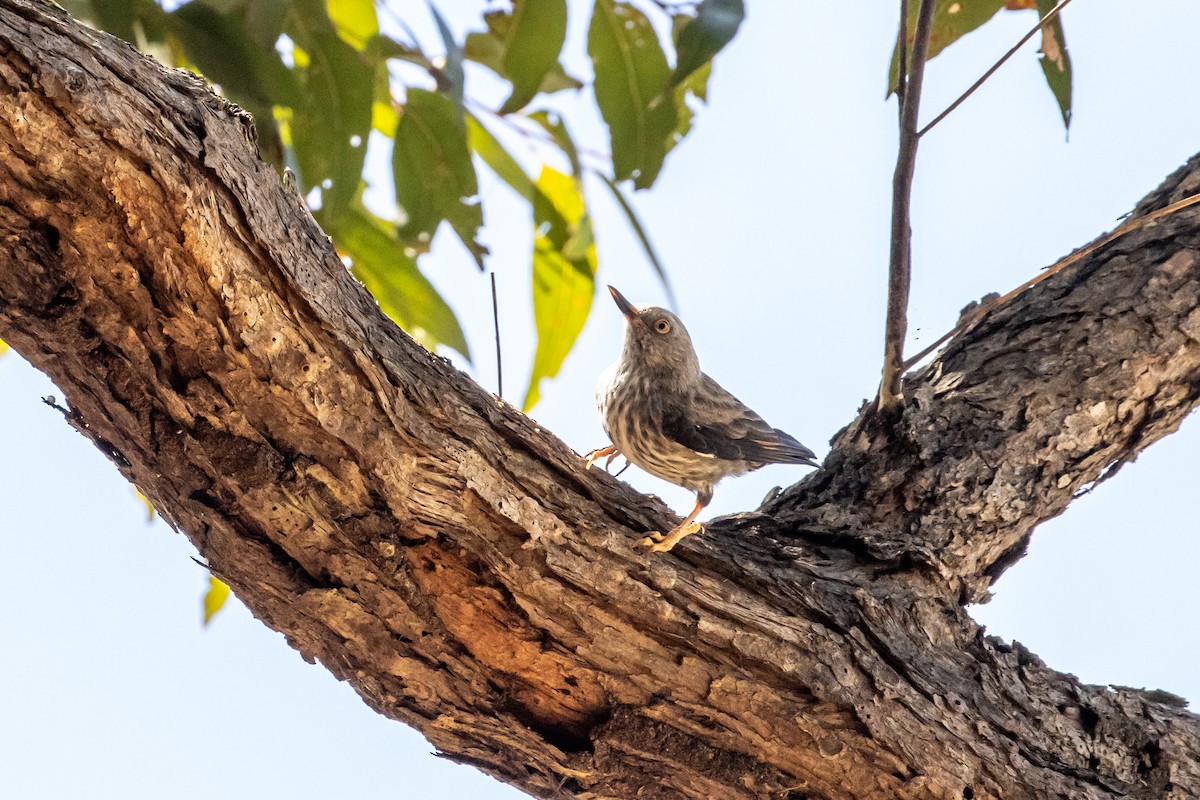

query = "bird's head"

[{"left": 608, "top": 285, "right": 700, "bottom": 383}]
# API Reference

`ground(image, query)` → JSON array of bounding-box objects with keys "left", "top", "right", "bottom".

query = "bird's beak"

[{"left": 608, "top": 285, "right": 642, "bottom": 326}]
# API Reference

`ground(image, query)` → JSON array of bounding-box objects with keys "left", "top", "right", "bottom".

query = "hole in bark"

[
  {"left": 505, "top": 700, "right": 606, "bottom": 755},
  {"left": 32, "top": 218, "right": 60, "bottom": 251},
  {"left": 1079, "top": 705, "right": 1099, "bottom": 735},
  {"left": 189, "top": 489, "right": 222, "bottom": 510},
  {"left": 1139, "top": 740, "right": 1162, "bottom": 777},
  {"left": 962, "top": 788, "right": 975, "bottom": 799}
]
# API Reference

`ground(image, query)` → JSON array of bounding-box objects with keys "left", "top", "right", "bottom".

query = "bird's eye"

[{"left": 654, "top": 319, "right": 671, "bottom": 334}]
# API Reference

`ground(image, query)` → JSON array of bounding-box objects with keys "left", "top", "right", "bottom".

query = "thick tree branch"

[
  {"left": 777, "top": 157, "right": 1200, "bottom": 601},
  {"left": 2, "top": 2, "right": 1200, "bottom": 799}
]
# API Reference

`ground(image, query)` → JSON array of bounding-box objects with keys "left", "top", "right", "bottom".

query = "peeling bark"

[{"left": 2, "top": 1, "right": 1199, "bottom": 798}]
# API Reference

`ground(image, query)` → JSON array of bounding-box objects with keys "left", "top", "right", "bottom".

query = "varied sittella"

[{"left": 586, "top": 286, "right": 819, "bottom": 552}]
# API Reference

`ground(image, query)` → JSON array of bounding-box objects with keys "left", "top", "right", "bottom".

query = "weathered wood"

[{"left": 1, "top": 1, "right": 1198, "bottom": 798}]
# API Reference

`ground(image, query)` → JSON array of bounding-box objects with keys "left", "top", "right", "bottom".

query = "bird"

[{"left": 585, "top": 285, "right": 819, "bottom": 552}]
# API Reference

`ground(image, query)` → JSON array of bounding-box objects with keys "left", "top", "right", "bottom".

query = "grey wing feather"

[{"left": 661, "top": 375, "right": 819, "bottom": 466}]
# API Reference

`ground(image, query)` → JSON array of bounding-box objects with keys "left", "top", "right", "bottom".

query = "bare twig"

[
  {"left": 878, "top": 0, "right": 936, "bottom": 412},
  {"left": 901, "top": 191, "right": 1200, "bottom": 371},
  {"left": 491, "top": 272, "right": 503, "bottom": 399},
  {"left": 919, "top": 0, "right": 1075, "bottom": 138}
]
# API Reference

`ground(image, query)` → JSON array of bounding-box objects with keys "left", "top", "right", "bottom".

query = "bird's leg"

[
  {"left": 641, "top": 497, "right": 707, "bottom": 553},
  {"left": 584, "top": 444, "right": 619, "bottom": 470}
]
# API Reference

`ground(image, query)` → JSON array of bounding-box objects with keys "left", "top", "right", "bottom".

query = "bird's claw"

[
  {"left": 584, "top": 444, "right": 620, "bottom": 471},
  {"left": 640, "top": 522, "right": 704, "bottom": 553}
]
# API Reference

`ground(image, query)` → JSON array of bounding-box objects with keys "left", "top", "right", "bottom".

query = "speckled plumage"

[{"left": 587, "top": 286, "right": 818, "bottom": 551}]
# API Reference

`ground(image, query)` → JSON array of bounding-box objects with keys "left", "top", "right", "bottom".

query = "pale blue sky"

[{"left": 3, "top": 2, "right": 1200, "bottom": 798}]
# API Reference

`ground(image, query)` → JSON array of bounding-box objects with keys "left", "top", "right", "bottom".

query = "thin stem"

[
  {"left": 878, "top": 0, "right": 936, "bottom": 412},
  {"left": 896, "top": 0, "right": 909, "bottom": 114},
  {"left": 491, "top": 272, "right": 503, "bottom": 399},
  {"left": 900, "top": 190, "right": 1200, "bottom": 372},
  {"left": 919, "top": 0, "right": 1075, "bottom": 138}
]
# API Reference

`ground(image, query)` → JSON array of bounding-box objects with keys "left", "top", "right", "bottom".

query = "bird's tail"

[{"left": 765, "top": 428, "right": 820, "bottom": 466}]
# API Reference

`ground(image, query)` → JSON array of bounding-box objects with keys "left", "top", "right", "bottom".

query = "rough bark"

[{"left": 2, "top": 1, "right": 1199, "bottom": 798}]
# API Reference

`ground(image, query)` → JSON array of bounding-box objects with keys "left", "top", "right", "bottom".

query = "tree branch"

[
  {"left": 776, "top": 156, "right": 1200, "bottom": 600},
  {"left": 879, "top": 0, "right": 936, "bottom": 412},
  {"left": 2, "top": 2, "right": 1200, "bottom": 798}
]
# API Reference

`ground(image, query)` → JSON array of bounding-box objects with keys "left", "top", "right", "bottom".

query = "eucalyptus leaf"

[
  {"left": 333, "top": 206, "right": 471, "bottom": 360},
  {"left": 524, "top": 167, "right": 596, "bottom": 410},
  {"left": 325, "top": 0, "right": 377, "bottom": 51},
  {"left": 1036, "top": 0, "right": 1072, "bottom": 131},
  {"left": 393, "top": 89, "right": 486, "bottom": 267},
  {"left": 588, "top": 0, "right": 676, "bottom": 189},
  {"left": 203, "top": 576, "right": 231, "bottom": 626},
  {"left": 90, "top": 0, "right": 137, "bottom": 43},
  {"left": 466, "top": 112, "right": 534, "bottom": 201},
  {"left": 528, "top": 110, "right": 580, "bottom": 177},
  {"left": 887, "top": 0, "right": 1005, "bottom": 94},
  {"left": 465, "top": 9, "right": 583, "bottom": 100},
  {"left": 170, "top": 1, "right": 299, "bottom": 107},
  {"left": 290, "top": 25, "right": 373, "bottom": 223},
  {"left": 497, "top": 0, "right": 569, "bottom": 114},
  {"left": 669, "top": 0, "right": 743, "bottom": 89},
  {"left": 427, "top": 2, "right": 464, "bottom": 107},
  {"left": 667, "top": 53, "right": 711, "bottom": 154}
]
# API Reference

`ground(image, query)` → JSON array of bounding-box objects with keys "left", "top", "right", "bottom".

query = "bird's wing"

[{"left": 661, "top": 375, "right": 819, "bottom": 466}]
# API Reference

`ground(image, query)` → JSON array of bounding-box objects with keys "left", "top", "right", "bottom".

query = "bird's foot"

[
  {"left": 640, "top": 521, "right": 704, "bottom": 553},
  {"left": 584, "top": 444, "right": 619, "bottom": 471}
]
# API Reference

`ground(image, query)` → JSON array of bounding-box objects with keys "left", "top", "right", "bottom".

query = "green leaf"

[
  {"left": 427, "top": 2, "right": 465, "bottom": 108},
  {"left": 203, "top": 575, "right": 231, "bottom": 626},
  {"left": 524, "top": 167, "right": 596, "bottom": 410},
  {"left": 1036, "top": 0, "right": 1072, "bottom": 131},
  {"left": 90, "top": 0, "right": 138, "bottom": 43},
  {"left": 332, "top": 205, "right": 471, "bottom": 359},
  {"left": 669, "top": 0, "right": 743, "bottom": 89},
  {"left": 166, "top": 0, "right": 295, "bottom": 167},
  {"left": 466, "top": 112, "right": 534, "bottom": 201},
  {"left": 588, "top": 0, "right": 676, "bottom": 189},
  {"left": 371, "top": 59, "right": 399, "bottom": 136},
  {"left": 0, "top": 337, "right": 7, "bottom": 357},
  {"left": 325, "top": 0, "right": 377, "bottom": 51},
  {"left": 888, "top": 0, "right": 1006, "bottom": 94},
  {"left": 667, "top": 15, "right": 713, "bottom": 155},
  {"left": 595, "top": 171, "right": 676, "bottom": 309},
  {"left": 290, "top": 26, "right": 373, "bottom": 223},
  {"left": 378, "top": 34, "right": 432, "bottom": 68},
  {"left": 528, "top": 110, "right": 580, "bottom": 177},
  {"left": 393, "top": 88, "right": 486, "bottom": 267},
  {"left": 465, "top": 9, "right": 583, "bottom": 100},
  {"left": 169, "top": 1, "right": 299, "bottom": 107},
  {"left": 496, "top": 0, "right": 569, "bottom": 114},
  {"left": 244, "top": 0, "right": 289, "bottom": 51}
]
